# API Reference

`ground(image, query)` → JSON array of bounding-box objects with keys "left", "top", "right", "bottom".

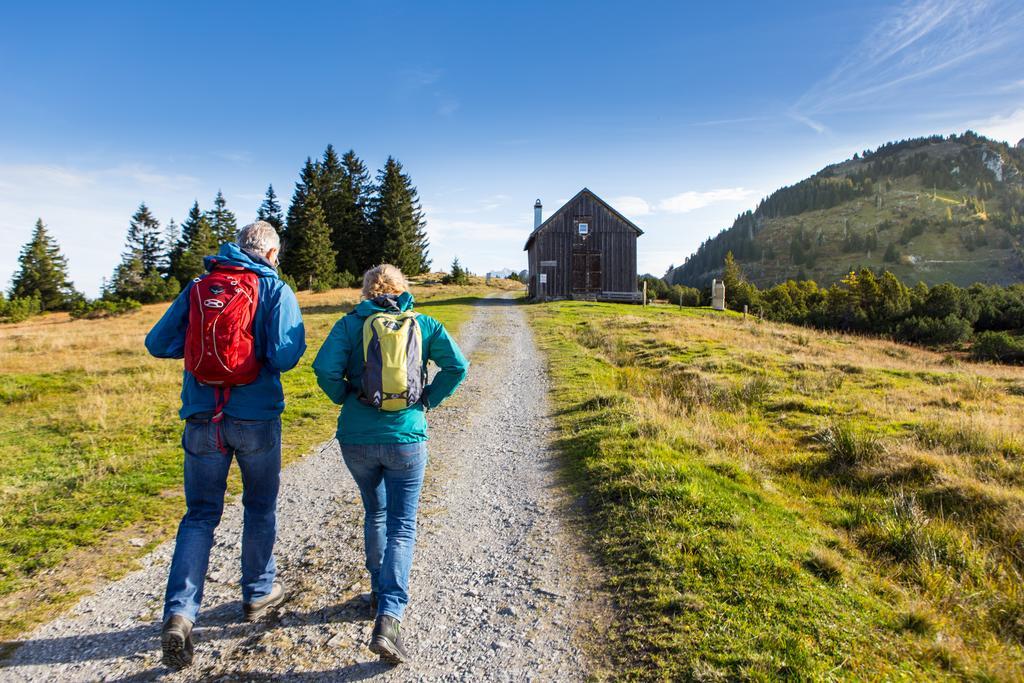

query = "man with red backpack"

[{"left": 145, "top": 220, "right": 306, "bottom": 670}]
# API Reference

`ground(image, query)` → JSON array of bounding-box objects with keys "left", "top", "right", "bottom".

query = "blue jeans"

[
  {"left": 163, "top": 413, "right": 282, "bottom": 622},
  {"left": 341, "top": 441, "right": 428, "bottom": 621}
]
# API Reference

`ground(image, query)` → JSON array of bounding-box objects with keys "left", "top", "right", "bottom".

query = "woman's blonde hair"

[{"left": 362, "top": 264, "right": 408, "bottom": 299}]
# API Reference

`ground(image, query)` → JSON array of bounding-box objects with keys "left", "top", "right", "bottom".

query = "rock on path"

[{"left": 1, "top": 294, "right": 611, "bottom": 682}]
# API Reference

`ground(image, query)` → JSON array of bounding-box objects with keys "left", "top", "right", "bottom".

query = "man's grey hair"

[{"left": 237, "top": 220, "right": 280, "bottom": 254}]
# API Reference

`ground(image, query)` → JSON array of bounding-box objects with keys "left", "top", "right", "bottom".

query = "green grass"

[
  {"left": 0, "top": 281, "right": 495, "bottom": 642},
  {"left": 528, "top": 300, "right": 1024, "bottom": 680}
]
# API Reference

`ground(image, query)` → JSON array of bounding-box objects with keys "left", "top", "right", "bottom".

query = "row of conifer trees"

[{"left": 2, "top": 147, "right": 430, "bottom": 321}]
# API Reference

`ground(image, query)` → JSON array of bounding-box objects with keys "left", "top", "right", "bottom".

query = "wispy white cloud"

[
  {"left": 792, "top": 0, "right": 1024, "bottom": 132},
  {"left": 997, "top": 79, "right": 1024, "bottom": 93},
  {"left": 400, "top": 67, "right": 442, "bottom": 89},
  {"left": 689, "top": 116, "right": 771, "bottom": 128},
  {"left": 656, "top": 188, "right": 758, "bottom": 214},
  {"left": 397, "top": 67, "right": 460, "bottom": 118},
  {"left": 437, "top": 99, "right": 460, "bottom": 117},
  {"left": 968, "top": 108, "right": 1024, "bottom": 144},
  {"left": 611, "top": 196, "right": 651, "bottom": 216}
]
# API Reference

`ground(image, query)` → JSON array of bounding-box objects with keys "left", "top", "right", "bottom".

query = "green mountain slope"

[{"left": 670, "top": 132, "right": 1024, "bottom": 289}]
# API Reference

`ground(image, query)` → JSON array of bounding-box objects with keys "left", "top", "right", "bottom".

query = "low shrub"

[
  {"left": 69, "top": 298, "right": 142, "bottom": 320},
  {"left": 0, "top": 294, "right": 42, "bottom": 323},
  {"left": 333, "top": 270, "right": 357, "bottom": 289},
  {"left": 972, "top": 331, "right": 1024, "bottom": 363},
  {"left": 897, "top": 314, "right": 973, "bottom": 345}
]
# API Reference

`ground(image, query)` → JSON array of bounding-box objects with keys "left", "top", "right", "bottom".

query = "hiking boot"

[
  {"left": 161, "top": 614, "right": 194, "bottom": 670},
  {"left": 243, "top": 581, "right": 287, "bottom": 622},
  {"left": 369, "top": 614, "right": 409, "bottom": 664}
]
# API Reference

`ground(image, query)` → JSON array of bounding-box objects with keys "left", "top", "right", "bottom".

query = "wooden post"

[
  {"left": 643, "top": 281, "right": 648, "bottom": 306},
  {"left": 744, "top": 304, "right": 748, "bottom": 319}
]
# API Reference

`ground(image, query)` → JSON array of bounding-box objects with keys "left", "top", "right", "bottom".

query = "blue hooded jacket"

[
  {"left": 145, "top": 242, "right": 307, "bottom": 420},
  {"left": 312, "top": 291, "right": 469, "bottom": 444}
]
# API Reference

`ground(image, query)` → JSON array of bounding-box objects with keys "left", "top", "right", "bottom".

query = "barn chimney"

[{"left": 534, "top": 199, "right": 543, "bottom": 229}]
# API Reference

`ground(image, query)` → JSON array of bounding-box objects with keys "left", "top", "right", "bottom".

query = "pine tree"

[
  {"left": 110, "top": 205, "right": 180, "bottom": 303},
  {"left": 370, "top": 157, "right": 431, "bottom": 275},
  {"left": 206, "top": 190, "right": 237, "bottom": 245},
  {"left": 444, "top": 256, "right": 469, "bottom": 285},
  {"left": 257, "top": 184, "right": 284, "bottom": 230},
  {"left": 168, "top": 201, "right": 219, "bottom": 285},
  {"left": 281, "top": 157, "right": 321, "bottom": 275},
  {"left": 722, "top": 250, "right": 742, "bottom": 294},
  {"left": 287, "top": 194, "right": 336, "bottom": 289},
  {"left": 10, "top": 219, "right": 77, "bottom": 310},
  {"left": 122, "top": 203, "right": 164, "bottom": 276},
  {"left": 162, "top": 218, "right": 179, "bottom": 275},
  {"left": 330, "top": 150, "right": 373, "bottom": 275}
]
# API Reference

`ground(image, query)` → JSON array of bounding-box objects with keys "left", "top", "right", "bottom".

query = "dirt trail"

[{"left": 2, "top": 294, "right": 610, "bottom": 682}]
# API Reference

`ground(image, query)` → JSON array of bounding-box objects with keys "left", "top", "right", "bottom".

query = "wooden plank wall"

[{"left": 527, "top": 191, "right": 638, "bottom": 298}]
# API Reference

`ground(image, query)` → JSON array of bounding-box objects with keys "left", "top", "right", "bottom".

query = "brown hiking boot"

[
  {"left": 243, "top": 581, "right": 288, "bottom": 622},
  {"left": 161, "top": 614, "right": 194, "bottom": 670}
]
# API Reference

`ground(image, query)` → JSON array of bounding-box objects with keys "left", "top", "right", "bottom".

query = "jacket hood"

[
  {"left": 204, "top": 242, "right": 279, "bottom": 278},
  {"left": 353, "top": 291, "right": 415, "bottom": 318}
]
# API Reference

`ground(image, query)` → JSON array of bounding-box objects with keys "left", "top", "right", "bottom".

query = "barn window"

[{"left": 574, "top": 215, "right": 592, "bottom": 237}]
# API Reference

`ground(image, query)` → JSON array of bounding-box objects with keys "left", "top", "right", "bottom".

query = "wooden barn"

[{"left": 524, "top": 188, "right": 643, "bottom": 302}]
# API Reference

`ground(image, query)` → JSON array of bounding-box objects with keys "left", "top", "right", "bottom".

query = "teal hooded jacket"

[{"left": 311, "top": 291, "right": 469, "bottom": 444}]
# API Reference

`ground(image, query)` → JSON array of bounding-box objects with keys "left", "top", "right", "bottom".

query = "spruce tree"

[
  {"left": 281, "top": 157, "right": 321, "bottom": 275},
  {"left": 110, "top": 205, "right": 180, "bottom": 303},
  {"left": 122, "top": 203, "right": 164, "bottom": 276},
  {"left": 257, "top": 184, "right": 284, "bottom": 230},
  {"left": 370, "top": 157, "right": 431, "bottom": 275},
  {"left": 161, "top": 218, "right": 179, "bottom": 276},
  {"left": 331, "top": 150, "right": 373, "bottom": 275},
  {"left": 206, "top": 190, "right": 237, "bottom": 245},
  {"left": 288, "top": 194, "right": 336, "bottom": 289},
  {"left": 318, "top": 145, "right": 347, "bottom": 270},
  {"left": 169, "top": 201, "right": 219, "bottom": 285},
  {"left": 10, "top": 219, "right": 77, "bottom": 311}
]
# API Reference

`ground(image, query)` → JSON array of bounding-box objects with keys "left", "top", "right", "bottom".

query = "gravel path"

[{"left": 1, "top": 294, "right": 610, "bottom": 682}]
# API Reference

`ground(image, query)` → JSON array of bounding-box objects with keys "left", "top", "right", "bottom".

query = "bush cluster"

[
  {"left": 0, "top": 293, "right": 42, "bottom": 323},
  {"left": 69, "top": 298, "right": 141, "bottom": 320}
]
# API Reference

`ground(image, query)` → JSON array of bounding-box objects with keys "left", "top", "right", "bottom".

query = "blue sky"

[{"left": 2, "top": 0, "right": 1023, "bottom": 295}]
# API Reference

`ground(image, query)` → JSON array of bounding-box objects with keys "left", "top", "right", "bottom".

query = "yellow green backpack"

[{"left": 359, "top": 311, "right": 425, "bottom": 411}]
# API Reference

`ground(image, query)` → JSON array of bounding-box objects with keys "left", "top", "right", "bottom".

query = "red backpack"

[{"left": 184, "top": 265, "right": 261, "bottom": 448}]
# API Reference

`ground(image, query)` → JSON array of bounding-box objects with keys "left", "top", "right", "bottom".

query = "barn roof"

[{"left": 523, "top": 187, "right": 644, "bottom": 250}]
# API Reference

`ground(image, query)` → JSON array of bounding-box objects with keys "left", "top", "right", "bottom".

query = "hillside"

[{"left": 670, "top": 132, "right": 1024, "bottom": 289}]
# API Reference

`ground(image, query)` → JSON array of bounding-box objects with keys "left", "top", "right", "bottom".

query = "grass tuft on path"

[{"left": 528, "top": 300, "right": 1024, "bottom": 680}]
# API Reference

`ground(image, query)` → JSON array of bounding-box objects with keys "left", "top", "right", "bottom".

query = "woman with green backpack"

[{"left": 312, "top": 264, "right": 469, "bottom": 664}]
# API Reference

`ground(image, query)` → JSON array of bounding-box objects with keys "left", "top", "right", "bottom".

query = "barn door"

[
  {"left": 587, "top": 253, "right": 601, "bottom": 292},
  {"left": 572, "top": 251, "right": 602, "bottom": 293},
  {"left": 572, "top": 253, "right": 588, "bottom": 292}
]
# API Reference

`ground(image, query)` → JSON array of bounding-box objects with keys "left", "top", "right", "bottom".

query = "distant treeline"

[
  {"left": 671, "top": 131, "right": 1024, "bottom": 287},
  {"left": 1, "top": 146, "right": 429, "bottom": 323},
  {"left": 646, "top": 251, "right": 1024, "bottom": 363}
]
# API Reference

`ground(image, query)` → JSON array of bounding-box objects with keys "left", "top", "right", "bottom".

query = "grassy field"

[
  {"left": 528, "top": 300, "right": 1024, "bottom": 680},
  {"left": 0, "top": 278, "right": 503, "bottom": 642}
]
